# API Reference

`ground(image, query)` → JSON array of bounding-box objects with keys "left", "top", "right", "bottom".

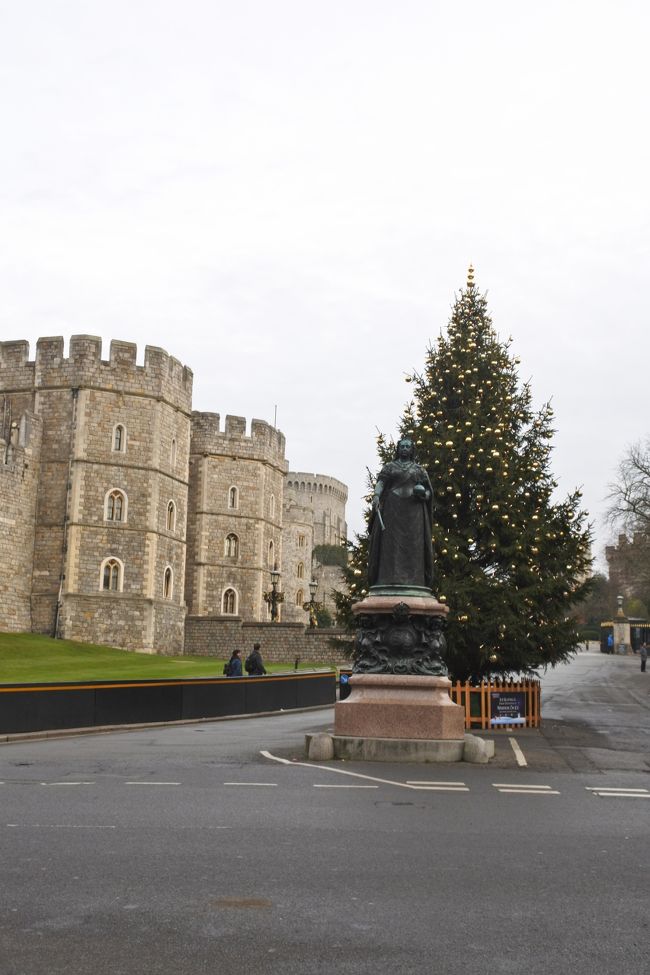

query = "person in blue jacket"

[{"left": 225, "top": 649, "right": 243, "bottom": 677}]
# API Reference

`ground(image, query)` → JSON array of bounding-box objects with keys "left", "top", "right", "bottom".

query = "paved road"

[{"left": 0, "top": 653, "right": 648, "bottom": 974}]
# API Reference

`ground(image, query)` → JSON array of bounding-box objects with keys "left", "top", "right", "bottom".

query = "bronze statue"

[{"left": 368, "top": 437, "right": 434, "bottom": 592}]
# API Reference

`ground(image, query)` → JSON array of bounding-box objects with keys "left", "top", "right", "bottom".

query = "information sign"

[{"left": 490, "top": 691, "right": 526, "bottom": 726}]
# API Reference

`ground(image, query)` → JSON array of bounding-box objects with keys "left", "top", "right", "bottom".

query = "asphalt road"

[{"left": 0, "top": 653, "right": 648, "bottom": 974}]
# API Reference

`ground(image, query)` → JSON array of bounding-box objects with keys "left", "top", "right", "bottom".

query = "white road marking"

[
  {"left": 492, "top": 784, "right": 554, "bottom": 790},
  {"left": 261, "top": 750, "right": 455, "bottom": 791},
  {"left": 223, "top": 782, "right": 278, "bottom": 787},
  {"left": 313, "top": 784, "right": 378, "bottom": 789},
  {"left": 496, "top": 788, "right": 560, "bottom": 795},
  {"left": 585, "top": 787, "right": 649, "bottom": 793},
  {"left": 588, "top": 791, "right": 650, "bottom": 799},
  {"left": 6, "top": 824, "right": 116, "bottom": 829},
  {"left": 406, "top": 781, "right": 467, "bottom": 786},
  {"left": 125, "top": 781, "right": 180, "bottom": 786},
  {"left": 41, "top": 781, "right": 95, "bottom": 786},
  {"left": 408, "top": 785, "right": 470, "bottom": 792},
  {"left": 509, "top": 737, "right": 528, "bottom": 767}
]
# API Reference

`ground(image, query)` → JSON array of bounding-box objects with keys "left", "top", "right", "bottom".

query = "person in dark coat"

[
  {"left": 226, "top": 649, "right": 243, "bottom": 677},
  {"left": 245, "top": 643, "right": 267, "bottom": 675}
]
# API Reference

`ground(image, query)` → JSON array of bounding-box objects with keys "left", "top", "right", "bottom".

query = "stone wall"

[
  {"left": 0, "top": 414, "right": 42, "bottom": 631},
  {"left": 281, "top": 497, "right": 314, "bottom": 623},
  {"left": 184, "top": 616, "right": 351, "bottom": 665},
  {"left": 285, "top": 471, "right": 348, "bottom": 546},
  {"left": 185, "top": 414, "right": 287, "bottom": 621},
  {"left": 0, "top": 337, "right": 192, "bottom": 653}
]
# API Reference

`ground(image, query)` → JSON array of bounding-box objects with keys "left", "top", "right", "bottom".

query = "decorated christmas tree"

[{"left": 335, "top": 268, "right": 592, "bottom": 682}]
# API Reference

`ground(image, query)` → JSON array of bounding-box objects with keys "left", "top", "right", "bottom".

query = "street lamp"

[
  {"left": 263, "top": 566, "right": 284, "bottom": 622},
  {"left": 303, "top": 579, "right": 319, "bottom": 629}
]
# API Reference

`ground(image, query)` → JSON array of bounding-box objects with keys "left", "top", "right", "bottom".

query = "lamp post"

[
  {"left": 263, "top": 566, "right": 284, "bottom": 622},
  {"left": 302, "top": 579, "right": 319, "bottom": 629}
]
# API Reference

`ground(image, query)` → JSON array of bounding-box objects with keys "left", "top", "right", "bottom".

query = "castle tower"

[
  {"left": 285, "top": 472, "right": 348, "bottom": 547},
  {"left": 0, "top": 336, "right": 193, "bottom": 653},
  {"left": 281, "top": 496, "right": 315, "bottom": 624},
  {"left": 186, "top": 414, "right": 287, "bottom": 621},
  {"left": 0, "top": 411, "right": 42, "bottom": 631},
  {"left": 283, "top": 472, "right": 348, "bottom": 622}
]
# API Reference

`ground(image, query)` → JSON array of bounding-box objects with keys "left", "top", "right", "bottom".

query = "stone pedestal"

[
  {"left": 335, "top": 674, "right": 465, "bottom": 741},
  {"left": 351, "top": 593, "right": 449, "bottom": 676}
]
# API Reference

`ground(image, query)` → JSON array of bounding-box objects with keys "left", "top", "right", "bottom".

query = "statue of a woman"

[{"left": 368, "top": 437, "right": 434, "bottom": 591}]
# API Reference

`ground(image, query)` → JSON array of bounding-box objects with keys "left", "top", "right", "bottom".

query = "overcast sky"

[{"left": 1, "top": 1, "right": 648, "bottom": 568}]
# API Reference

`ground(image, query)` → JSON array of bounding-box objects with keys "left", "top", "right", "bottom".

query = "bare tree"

[
  {"left": 606, "top": 440, "right": 650, "bottom": 600},
  {"left": 607, "top": 439, "right": 650, "bottom": 534}
]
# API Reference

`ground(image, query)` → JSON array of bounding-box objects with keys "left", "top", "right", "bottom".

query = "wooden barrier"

[{"left": 450, "top": 679, "right": 541, "bottom": 730}]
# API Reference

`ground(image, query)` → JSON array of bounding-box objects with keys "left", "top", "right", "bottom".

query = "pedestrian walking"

[
  {"left": 224, "top": 649, "right": 243, "bottom": 677},
  {"left": 245, "top": 643, "right": 267, "bottom": 676},
  {"left": 640, "top": 643, "right": 647, "bottom": 673}
]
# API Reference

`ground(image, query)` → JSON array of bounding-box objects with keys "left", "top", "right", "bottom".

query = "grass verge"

[{"left": 0, "top": 632, "right": 330, "bottom": 684}]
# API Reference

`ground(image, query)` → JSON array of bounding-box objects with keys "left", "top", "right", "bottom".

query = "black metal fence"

[{"left": 0, "top": 672, "right": 335, "bottom": 736}]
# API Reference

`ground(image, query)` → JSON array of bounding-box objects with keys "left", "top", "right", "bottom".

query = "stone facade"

[
  {"left": 0, "top": 337, "right": 348, "bottom": 656},
  {"left": 285, "top": 472, "right": 348, "bottom": 546},
  {"left": 283, "top": 472, "right": 348, "bottom": 623},
  {"left": 185, "top": 413, "right": 286, "bottom": 624},
  {"left": 0, "top": 412, "right": 42, "bottom": 631}
]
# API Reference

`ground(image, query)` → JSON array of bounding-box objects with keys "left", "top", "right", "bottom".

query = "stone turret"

[{"left": 185, "top": 414, "right": 287, "bottom": 621}]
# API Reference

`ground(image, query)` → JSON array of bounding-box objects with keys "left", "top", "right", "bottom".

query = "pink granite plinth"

[
  {"left": 334, "top": 674, "right": 465, "bottom": 741},
  {"left": 351, "top": 594, "right": 449, "bottom": 618}
]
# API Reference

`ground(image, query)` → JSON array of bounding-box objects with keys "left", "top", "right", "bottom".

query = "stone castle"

[{"left": 0, "top": 336, "right": 347, "bottom": 656}]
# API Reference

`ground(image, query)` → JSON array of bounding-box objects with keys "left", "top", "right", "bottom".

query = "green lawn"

[{"left": 0, "top": 633, "right": 330, "bottom": 684}]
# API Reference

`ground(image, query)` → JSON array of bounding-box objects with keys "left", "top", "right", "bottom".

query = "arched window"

[
  {"left": 298, "top": 534, "right": 305, "bottom": 548},
  {"left": 296, "top": 589, "right": 304, "bottom": 606},
  {"left": 112, "top": 424, "right": 126, "bottom": 453},
  {"left": 163, "top": 566, "right": 173, "bottom": 599},
  {"left": 167, "top": 500, "right": 176, "bottom": 531},
  {"left": 225, "top": 533, "right": 239, "bottom": 558},
  {"left": 100, "top": 557, "right": 123, "bottom": 592},
  {"left": 228, "top": 486, "right": 239, "bottom": 509},
  {"left": 297, "top": 561, "right": 304, "bottom": 579},
  {"left": 268, "top": 541, "right": 274, "bottom": 568},
  {"left": 269, "top": 494, "right": 275, "bottom": 519},
  {"left": 222, "top": 588, "right": 238, "bottom": 615},
  {"left": 170, "top": 438, "right": 177, "bottom": 469},
  {"left": 105, "top": 489, "right": 127, "bottom": 523}
]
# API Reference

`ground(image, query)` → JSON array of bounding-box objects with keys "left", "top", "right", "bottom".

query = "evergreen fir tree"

[{"left": 335, "top": 268, "right": 593, "bottom": 682}]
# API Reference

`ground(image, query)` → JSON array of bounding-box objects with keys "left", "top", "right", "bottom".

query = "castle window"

[
  {"left": 269, "top": 494, "right": 275, "bottom": 519},
  {"left": 112, "top": 424, "right": 126, "bottom": 453},
  {"left": 171, "top": 438, "right": 177, "bottom": 469},
  {"left": 228, "top": 486, "right": 239, "bottom": 509},
  {"left": 163, "top": 566, "right": 173, "bottom": 599},
  {"left": 105, "top": 489, "right": 127, "bottom": 523},
  {"left": 298, "top": 534, "right": 305, "bottom": 548},
  {"left": 297, "top": 561, "right": 304, "bottom": 579},
  {"left": 167, "top": 500, "right": 176, "bottom": 531},
  {"left": 319, "top": 484, "right": 322, "bottom": 493},
  {"left": 222, "top": 588, "right": 238, "bottom": 615},
  {"left": 296, "top": 589, "right": 304, "bottom": 606},
  {"left": 100, "top": 557, "right": 123, "bottom": 592},
  {"left": 225, "top": 532, "right": 239, "bottom": 558},
  {"left": 268, "top": 540, "right": 274, "bottom": 568}
]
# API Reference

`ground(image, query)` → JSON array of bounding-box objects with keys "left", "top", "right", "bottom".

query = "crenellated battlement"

[
  {"left": 286, "top": 471, "right": 348, "bottom": 503},
  {"left": 0, "top": 336, "right": 193, "bottom": 411},
  {"left": 190, "top": 412, "right": 287, "bottom": 469}
]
